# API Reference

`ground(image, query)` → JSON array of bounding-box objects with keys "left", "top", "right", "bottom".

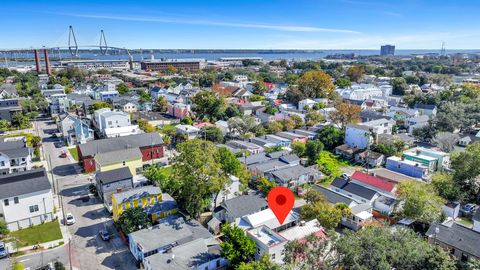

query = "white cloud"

[{"left": 58, "top": 12, "right": 361, "bottom": 34}]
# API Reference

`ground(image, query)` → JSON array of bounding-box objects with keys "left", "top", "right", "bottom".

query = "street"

[{"left": 1, "top": 118, "right": 137, "bottom": 270}]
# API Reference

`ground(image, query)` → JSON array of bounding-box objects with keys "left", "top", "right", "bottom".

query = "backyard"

[
  {"left": 68, "top": 147, "right": 79, "bottom": 161},
  {"left": 8, "top": 220, "right": 62, "bottom": 247}
]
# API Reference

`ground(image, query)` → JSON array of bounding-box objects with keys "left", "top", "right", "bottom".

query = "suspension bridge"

[{"left": 0, "top": 26, "right": 137, "bottom": 73}]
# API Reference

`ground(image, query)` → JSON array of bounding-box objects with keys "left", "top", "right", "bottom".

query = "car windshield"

[
  {"left": 67, "top": 216, "right": 73, "bottom": 219},
  {"left": 0, "top": 246, "right": 5, "bottom": 252}
]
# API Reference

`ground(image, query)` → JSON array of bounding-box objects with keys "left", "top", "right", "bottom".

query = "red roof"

[{"left": 351, "top": 171, "right": 396, "bottom": 192}]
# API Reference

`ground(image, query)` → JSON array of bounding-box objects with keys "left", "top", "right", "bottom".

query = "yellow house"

[
  {"left": 95, "top": 148, "right": 143, "bottom": 176},
  {"left": 111, "top": 185, "right": 178, "bottom": 222}
]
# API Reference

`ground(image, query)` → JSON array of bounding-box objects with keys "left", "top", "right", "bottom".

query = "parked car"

[
  {"left": 99, "top": 229, "right": 110, "bottom": 241},
  {"left": 65, "top": 213, "right": 75, "bottom": 225},
  {"left": 0, "top": 241, "right": 8, "bottom": 258},
  {"left": 460, "top": 203, "right": 478, "bottom": 215},
  {"left": 59, "top": 152, "right": 67, "bottom": 158}
]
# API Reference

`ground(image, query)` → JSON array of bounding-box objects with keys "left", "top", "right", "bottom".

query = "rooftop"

[
  {"left": 0, "top": 168, "right": 51, "bottom": 199},
  {"left": 279, "top": 219, "right": 326, "bottom": 241},
  {"left": 112, "top": 185, "right": 161, "bottom": 203},
  {"left": 96, "top": 167, "right": 133, "bottom": 185},
  {"left": 219, "top": 193, "right": 268, "bottom": 219},
  {"left": 129, "top": 214, "right": 213, "bottom": 253},
  {"left": 426, "top": 221, "right": 480, "bottom": 258},
  {"left": 247, "top": 225, "right": 287, "bottom": 247},
  {"left": 351, "top": 171, "right": 396, "bottom": 193},
  {"left": 96, "top": 147, "right": 142, "bottom": 166},
  {"left": 78, "top": 132, "right": 163, "bottom": 157}
]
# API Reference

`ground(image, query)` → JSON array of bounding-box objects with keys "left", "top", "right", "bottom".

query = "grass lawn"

[
  {"left": 68, "top": 147, "right": 79, "bottom": 161},
  {"left": 9, "top": 221, "right": 62, "bottom": 247},
  {"left": 455, "top": 217, "right": 473, "bottom": 228}
]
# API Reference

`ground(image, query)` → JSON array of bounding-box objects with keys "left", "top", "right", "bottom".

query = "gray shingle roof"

[
  {"left": 96, "top": 167, "right": 132, "bottom": 185},
  {"left": 426, "top": 221, "right": 480, "bottom": 258},
  {"left": 0, "top": 84, "right": 18, "bottom": 95},
  {"left": 220, "top": 194, "right": 267, "bottom": 219},
  {"left": 0, "top": 168, "right": 51, "bottom": 199},
  {"left": 129, "top": 214, "right": 213, "bottom": 253},
  {"left": 1, "top": 147, "right": 31, "bottom": 159},
  {"left": 343, "top": 183, "right": 378, "bottom": 200},
  {"left": 112, "top": 185, "right": 161, "bottom": 203},
  {"left": 270, "top": 165, "right": 313, "bottom": 184},
  {"left": 331, "top": 177, "right": 349, "bottom": 189},
  {"left": 313, "top": 185, "right": 356, "bottom": 205},
  {"left": 78, "top": 132, "right": 163, "bottom": 157},
  {"left": 96, "top": 147, "right": 142, "bottom": 166},
  {"left": 143, "top": 238, "right": 221, "bottom": 270}
]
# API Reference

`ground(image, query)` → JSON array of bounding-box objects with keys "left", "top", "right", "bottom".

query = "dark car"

[
  {"left": 99, "top": 229, "right": 110, "bottom": 241},
  {"left": 59, "top": 152, "right": 67, "bottom": 158}
]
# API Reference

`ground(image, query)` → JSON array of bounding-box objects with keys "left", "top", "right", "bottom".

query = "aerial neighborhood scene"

[{"left": 1, "top": 1, "right": 480, "bottom": 269}]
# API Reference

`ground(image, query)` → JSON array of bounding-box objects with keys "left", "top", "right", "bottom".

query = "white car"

[{"left": 65, "top": 213, "right": 75, "bottom": 225}]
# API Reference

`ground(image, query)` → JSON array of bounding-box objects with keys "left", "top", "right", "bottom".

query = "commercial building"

[
  {"left": 141, "top": 58, "right": 206, "bottom": 72},
  {"left": 380, "top": 45, "right": 395, "bottom": 56}
]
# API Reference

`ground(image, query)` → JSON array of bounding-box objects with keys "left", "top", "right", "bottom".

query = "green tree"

[
  {"left": 54, "top": 261, "right": 65, "bottom": 270},
  {"left": 335, "top": 77, "right": 352, "bottom": 88},
  {"left": 192, "top": 90, "right": 226, "bottom": 121},
  {"left": 286, "top": 71, "right": 335, "bottom": 104},
  {"left": 451, "top": 142, "right": 480, "bottom": 201},
  {"left": 256, "top": 176, "right": 276, "bottom": 195},
  {"left": 266, "top": 121, "right": 283, "bottom": 134},
  {"left": 335, "top": 226, "right": 456, "bottom": 270},
  {"left": 220, "top": 224, "right": 256, "bottom": 267},
  {"left": 180, "top": 116, "right": 193, "bottom": 125},
  {"left": 289, "top": 114, "right": 304, "bottom": 128},
  {"left": 253, "top": 80, "right": 267, "bottom": 95},
  {"left": 305, "top": 111, "right": 324, "bottom": 127},
  {"left": 291, "top": 141, "right": 306, "bottom": 157},
  {"left": 144, "top": 165, "right": 173, "bottom": 191},
  {"left": 153, "top": 96, "right": 168, "bottom": 112},
  {"left": 391, "top": 77, "right": 409, "bottom": 95},
  {"left": 117, "top": 207, "right": 151, "bottom": 234},
  {"left": 0, "top": 120, "right": 11, "bottom": 131},
  {"left": 201, "top": 126, "right": 224, "bottom": 143},
  {"left": 305, "top": 140, "right": 324, "bottom": 166},
  {"left": 92, "top": 101, "right": 112, "bottom": 111},
  {"left": 170, "top": 139, "right": 228, "bottom": 217},
  {"left": 116, "top": 83, "right": 130, "bottom": 95},
  {"left": 217, "top": 147, "right": 242, "bottom": 176},
  {"left": 11, "top": 112, "right": 30, "bottom": 129},
  {"left": 317, "top": 125, "right": 344, "bottom": 150},
  {"left": 301, "top": 200, "right": 342, "bottom": 230},
  {"left": 394, "top": 180, "right": 445, "bottom": 223},
  {"left": 0, "top": 220, "right": 9, "bottom": 236},
  {"left": 136, "top": 118, "right": 156, "bottom": 133},
  {"left": 346, "top": 64, "right": 365, "bottom": 82},
  {"left": 237, "top": 255, "right": 281, "bottom": 270}
]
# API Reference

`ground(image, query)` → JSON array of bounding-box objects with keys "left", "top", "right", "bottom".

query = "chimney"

[
  {"left": 44, "top": 49, "right": 51, "bottom": 76},
  {"left": 34, "top": 49, "right": 41, "bottom": 73}
]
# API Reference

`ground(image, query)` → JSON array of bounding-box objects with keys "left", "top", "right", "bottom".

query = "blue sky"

[{"left": 1, "top": 0, "right": 480, "bottom": 49}]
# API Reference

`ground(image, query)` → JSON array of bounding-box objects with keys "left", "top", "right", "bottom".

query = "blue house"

[
  {"left": 385, "top": 156, "right": 428, "bottom": 180},
  {"left": 100, "top": 91, "right": 119, "bottom": 102}
]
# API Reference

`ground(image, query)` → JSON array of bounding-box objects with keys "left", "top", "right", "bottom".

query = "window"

[
  {"left": 122, "top": 161, "right": 126, "bottom": 166},
  {"left": 271, "top": 253, "right": 276, "bottom": 260},
  {"left": 138, "top": 199, "right": 143, "bottom": 206},
  {"left": 122, "top": 204, "right": 126, "bottom": 211},
  {"left": 0, "top": 161, "right": 4, "bottom": 166},
  {"left": 14, "top": 197, "right": 19, "bottom": 204},
  {"left": 108, "top": 121, "right": 112, "bottom": 125},
  {"left": 4, "top": 199, "right": 9, "bottom": 206},
  {"left": 29, "top": 205, "right": 39, "bottom": 213},
  {"left": 216, "top": 259, "right": 220, "bottom": 267},
  {"left": 130, "top": 202, "right": 134, "bottom": 208}
]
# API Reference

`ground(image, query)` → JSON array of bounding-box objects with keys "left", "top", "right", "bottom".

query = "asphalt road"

[{"left": 2, "top": 118, "right": 137, "bottom": 270}]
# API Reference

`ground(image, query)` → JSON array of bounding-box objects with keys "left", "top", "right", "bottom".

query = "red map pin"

[{"left": 267, "top": 186, "right": 294, "bottom": 225}]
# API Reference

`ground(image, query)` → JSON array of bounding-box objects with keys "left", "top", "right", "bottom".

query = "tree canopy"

[{"left": 286, "top": 71, "right": 335, "bottom": 104}]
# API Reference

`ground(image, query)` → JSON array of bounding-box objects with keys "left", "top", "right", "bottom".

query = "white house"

[
  {"left": 298, "top": 99, "right": 316, "bottom": 111},
  {"left": 0, "top": 137, "right": 33, "bottom": 174},
  {"left": 336, "top": 84, "right": 383, "bottom": 101},
  {"left": 94, "top": 109, "right": 135, "bottom": 137},
  {"left": 362, "top": 118, "right": 395, "bottom": 135},
  {"left": 247, "top": 226, "right": 287, "bottom": 264},
  {"left": 345, "top": 124, "right": 373, "bottom": 149},
  {"left": 0, "top": 169, "right": 54, "bottom": 231},
  {"left": 176, "top": 125, "right": 200, "bottom": 139}
]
